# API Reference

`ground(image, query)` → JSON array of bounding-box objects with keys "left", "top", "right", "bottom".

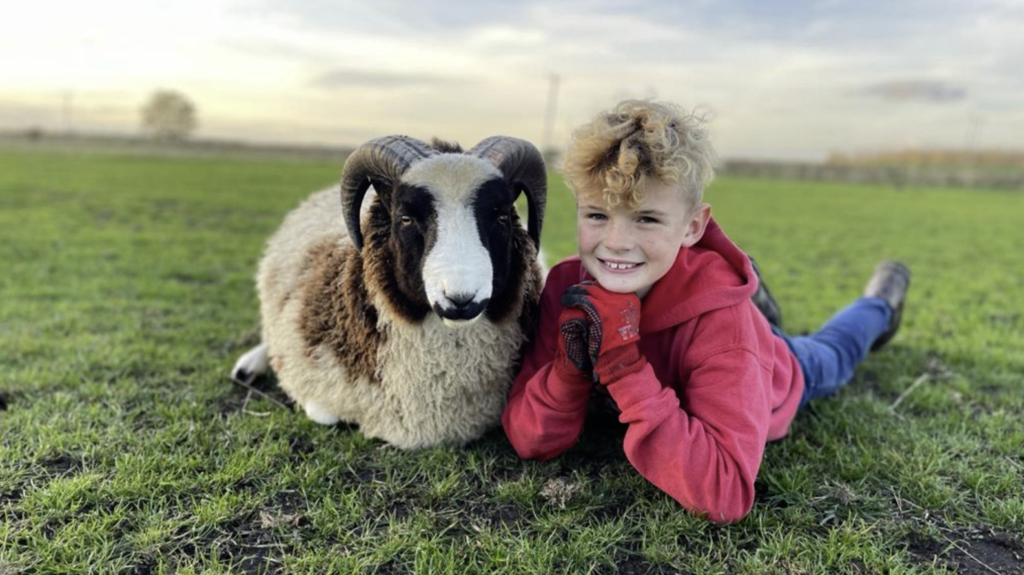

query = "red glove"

[
  {"left": 561, "top": 282, "right": 645, "bottom": 385},
  {"left": 554, "top": 307, "right": 593, "bottom": 382}
]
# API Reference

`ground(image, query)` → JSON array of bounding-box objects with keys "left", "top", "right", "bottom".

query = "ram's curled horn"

[
  {"left": 340, "top": 135, "right": 437, "bottom": 250},
  {"left": 467, "top": 136, "right": 548, "bottom": 249}
]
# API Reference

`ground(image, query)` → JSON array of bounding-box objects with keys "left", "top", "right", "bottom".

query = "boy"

[{"left": 501, "top": 99, "right": 911, "bottom": 524}]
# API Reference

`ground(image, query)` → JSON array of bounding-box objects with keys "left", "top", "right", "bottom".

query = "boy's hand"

[
  {"left": 554, "top": 307, "right": 593, "bottom": 381},
  {"left": 561, "top": 282, "right": 645, "bottom": 385}
]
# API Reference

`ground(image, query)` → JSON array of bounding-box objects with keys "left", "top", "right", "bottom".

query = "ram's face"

[{"left": 397, "top": 155, "right": 515, "bottom": 326}]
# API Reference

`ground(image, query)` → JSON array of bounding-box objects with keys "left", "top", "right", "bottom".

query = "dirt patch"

[
  {"left": 0, "top": 487, "right": 23, "bottom": 509},
  {"left": 219, "top": 375, "right": 294, "bottom": 416},
  {"left": 157, "top": 506, "right": 305, "bottom": 575},
  {"left": 231, "top": 497, "right": 312, "bottom": 574},
  {"left": 287, "top": 435, "right": 316, "bottom": 462},
  {"left": 0, "top": 389, "right": 27, "bottom": 412},
  {"left": 553, "top": 539, "right": 688, "bottom": 575},
  {"left": 427, "top": 500, "right": 523, "bottom": 541},
  {"left": 0, "top": 453, "right": 82, "bottom": 511},
  {"left": 605, "top": 560, "right": 694, "bottom": 575},
  {"left": 38, "top": 454, "right": 83, "bottom": 477},
  {"left": 908, "top": 527, "right": 1024, "bottom": 575},
  {"left": 128, "top": 555, "right": 158, "bottom": 575}
]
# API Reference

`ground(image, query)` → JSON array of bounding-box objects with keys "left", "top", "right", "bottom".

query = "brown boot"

[{"left": 864, "top": 261, "right": 911, "bottom": 350}]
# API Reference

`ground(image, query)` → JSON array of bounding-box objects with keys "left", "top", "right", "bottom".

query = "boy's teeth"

[{"left": 607, "top": 261, "right": 635, "bottom": 270}]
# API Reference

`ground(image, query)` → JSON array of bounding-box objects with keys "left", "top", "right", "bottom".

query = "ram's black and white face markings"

[
  {"left": 401, "top": 155, "right": 505, "bottom": 325},
  {"left": 472, "top": 178, "right": 516, "bottom": 307},
  {"left": 385, "top": 183, "right": 435, "bottom": 316}
]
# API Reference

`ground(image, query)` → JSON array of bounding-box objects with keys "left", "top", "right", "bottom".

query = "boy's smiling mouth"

[{"left": 600, "top": 258, "right": 642, "bottom": 271}]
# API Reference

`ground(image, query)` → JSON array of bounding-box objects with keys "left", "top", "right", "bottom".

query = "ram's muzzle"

[{"left": 422, "top": 206, "right": 494, "bottom": 326}]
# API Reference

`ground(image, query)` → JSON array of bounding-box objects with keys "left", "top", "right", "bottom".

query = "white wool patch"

[
  {"left": 369, "top": 302, "right": 524, "bottom": 448},
  {"left": 422, "top": 198, "right": 493, "bottom": 310},
  {"left": 402, "top": 155, "right": 500, "bottom": 203}
]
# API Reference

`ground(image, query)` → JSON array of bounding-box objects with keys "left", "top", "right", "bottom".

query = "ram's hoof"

[{"left": 231, "top": 343, "right": 269, "bottom": 384}]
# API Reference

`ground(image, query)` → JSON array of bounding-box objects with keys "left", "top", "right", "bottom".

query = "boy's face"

[{"left": 576, "top": 181, "right": 710, "bottom": 299}]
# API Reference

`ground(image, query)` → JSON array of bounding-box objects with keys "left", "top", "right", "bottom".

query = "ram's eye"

[
  {"left": 497, "top": 213, "right": 509, "bottom": 225},
  {"left": 400, "top": 215, "right": 414, "bottom": 226}
]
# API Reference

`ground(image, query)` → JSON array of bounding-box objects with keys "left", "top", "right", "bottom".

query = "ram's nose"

[{"left": 434, "top": 293, "right": 489, "bottom": 324}]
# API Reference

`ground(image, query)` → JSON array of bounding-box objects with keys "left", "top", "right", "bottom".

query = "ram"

[{"left": 232, "top": 135, "right": 547, "bottom": 449}]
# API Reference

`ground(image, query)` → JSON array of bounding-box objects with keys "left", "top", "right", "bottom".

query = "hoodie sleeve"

[
  {"left": 605, "top": 310, "right": 772, "bottom": 524},
  {"left": 502, "top": 266, "right": 593, "bottom": 461}
]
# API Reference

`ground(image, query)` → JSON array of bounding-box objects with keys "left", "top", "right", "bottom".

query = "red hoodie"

[{"left": 502, "top": 218, "right": 804, "bottom": 523}]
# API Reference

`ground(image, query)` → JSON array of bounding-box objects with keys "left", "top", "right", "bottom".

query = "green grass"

[{"left": 2, "top": 145, "right": 1023, "bottom": 574}]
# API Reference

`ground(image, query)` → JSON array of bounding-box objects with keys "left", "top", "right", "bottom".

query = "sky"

[{"left": 2, "top": 0, "right": 1022, "bottom": 161}]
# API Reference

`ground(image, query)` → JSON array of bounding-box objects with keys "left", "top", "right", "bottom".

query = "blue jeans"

[{"left": 771, "top": 297, "right": 892, "bottom": 408}]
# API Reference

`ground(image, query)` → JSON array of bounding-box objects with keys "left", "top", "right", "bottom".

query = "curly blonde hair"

[{"left": 562, "top": 99, "right": 717, "bottom": 209}]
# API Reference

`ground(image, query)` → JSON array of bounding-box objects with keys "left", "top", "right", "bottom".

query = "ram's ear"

[
  {"left": 369, "top": 177, "right": 394, "bottom": 210},
  {"left": 344, "top": 176, "right": 393, "bottom": 250},
  {"left": 467, "top": 136, "right": 547, "bottom": 249}
]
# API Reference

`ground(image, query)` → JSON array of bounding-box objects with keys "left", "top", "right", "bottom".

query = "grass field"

[{"left": 1, "top": 145, "right": 1022, "bottom": 574}]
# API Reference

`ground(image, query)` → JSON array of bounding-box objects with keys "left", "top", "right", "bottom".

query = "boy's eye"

[
  {"left": 586, "top": 212, "right": 607, "bottom": 221},
  {"left": 638, "top": 216, "right": 660, "bottom": 224}
]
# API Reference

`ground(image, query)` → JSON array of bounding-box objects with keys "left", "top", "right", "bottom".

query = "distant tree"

[{"left": 140, "top": 90, "right": 198, "bottom": 141}]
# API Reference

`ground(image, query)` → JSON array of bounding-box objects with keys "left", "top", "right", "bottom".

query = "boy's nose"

[{"left": 603, "top": 220, "right": 633, "bottom": 251}]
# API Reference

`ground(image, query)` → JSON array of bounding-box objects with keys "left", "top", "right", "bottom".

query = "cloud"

[
  {"left": 310, "top": 68, "right": 472, "bottom": 90},
  {"left": 4, "top": 0, "right": 1022, "bottom": 157},
  {"left": 239, "top": 0, "right": 520, "bottom": 37},
  {"left": 860, "top": 80, "right": 968, "bottom": 103}
]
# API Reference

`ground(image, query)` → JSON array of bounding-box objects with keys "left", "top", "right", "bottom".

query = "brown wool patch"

[
  {"left": 486, "top": 224, "right": 531, "bottom": 325},
  {"left": 429, "top": 138, "right": 463, "bottom": 153},
  {"left": 518, "top": 261, "right": 543, "bottom": 341},
  {"left": 361, "top": 224, "right": 433, "bottom": 324},
  {"left": 485, "top": 222, "right": 543, "bottom": 357},
  {"left": 297, "top": 240, "right": 383, "bottom": 384}
]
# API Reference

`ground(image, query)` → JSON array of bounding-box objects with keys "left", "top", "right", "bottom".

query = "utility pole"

[{"left": 542, "top": 73, "right": 560, "bottom": 156}]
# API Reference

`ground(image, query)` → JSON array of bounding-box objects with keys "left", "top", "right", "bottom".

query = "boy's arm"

[
  {"left": 607, "top": 337, "right": 771, "bottom": 524},
  {"left": 560, "top": 285, "right": 770, "bottom": 523},
  {"left": 502, "top": 273, "right": 593, "bottom": 461}
]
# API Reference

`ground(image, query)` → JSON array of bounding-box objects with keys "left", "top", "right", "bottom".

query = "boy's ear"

[{"left": 680, "top": 203, "right": 711, "bottom": 248}]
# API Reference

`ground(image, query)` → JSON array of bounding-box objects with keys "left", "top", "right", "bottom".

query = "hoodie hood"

[{"left": 580, "top": 217, "right": 757, "bottom": 334}]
